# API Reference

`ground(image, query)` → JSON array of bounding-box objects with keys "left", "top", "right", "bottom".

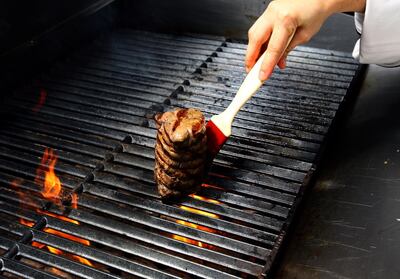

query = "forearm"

[{"left": 324, "top": 0, "right": 366, "bottom": 15}]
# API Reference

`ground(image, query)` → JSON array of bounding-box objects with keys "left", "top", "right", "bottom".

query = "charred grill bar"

[{"left": 0, "top": 28, "right": 360, "bottom": 278}]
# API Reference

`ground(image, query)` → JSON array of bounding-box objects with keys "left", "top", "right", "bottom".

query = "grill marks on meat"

[{"left": 154, "top": 108, "right": 207, "bottom": 200}]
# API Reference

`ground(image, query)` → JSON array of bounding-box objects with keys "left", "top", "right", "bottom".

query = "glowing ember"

[
  {"left": 179, "top": 206, "right": 219, "bottom": 219},
  {"left": 172, "top": 220, "right": 216, "bottom": 249},
  {"left": 20, "top": 218, "right": 35, "bottom": 228},
  {"left": 46, "top": 245, "right": 93, "bottom": 267},
  {"left": 20, "top": 223, "right": 93, "bottom": 266},
  {"left": 18, "top": 219, "right": 93, "bottom": 267},
  {"left": 176, "top": 220, "right": 216, "bottom": 233},
  {"left": 10, "top": 179, "right": 23, "bottom": 189},
  {"left": 73, "top": 255, "right": 93, "bottom": 267},
  {"left": 207, "top": 172, "right": 230, "bottom": 179},
  {"left": 171, "top": 205, "right": 219, "bottom": 249},
  {"left": 32, "top": 242, "right": 45, "bottom": 249},
  {"left": 19, "top": 216, "right": 92, "bottom": 265},
  {"left": 44, "top": 228, "right": 90, "bottom": 246},
  {"left": 20, "top": 219, "right": 86, "bottom": 247},
  {"left": 71, "top": 193, "right": 78, "bottom": 209},
  {"left": 32, "top": 88, "right": 47, "bottom": 113},
  {"left": 172, "top": 234, "right": 204, "bottom": 247},
  {"left": 189, "top": 194, "right": 222, "bottom": 205},
  {"left": 47, "top": 246, "right": 62, "bottom": 255},
  {"left": 201, "top": 183, "right": 224, "bottom": 190},
  {"left": 37, "top": 209, "right": 79, "bottom": 225}
]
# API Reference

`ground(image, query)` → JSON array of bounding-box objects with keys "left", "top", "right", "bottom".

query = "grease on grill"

[{"left": 154, "top": 108, "right": 207, "bottom": 200}]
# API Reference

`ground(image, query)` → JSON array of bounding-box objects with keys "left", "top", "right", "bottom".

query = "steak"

[{"left": 154, "top": 108, "right": 207, "bottom": 200}]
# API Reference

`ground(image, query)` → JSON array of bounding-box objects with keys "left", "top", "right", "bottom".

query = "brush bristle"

[{"left": 206, "top": 120, "right": 228, "bottom": 158}]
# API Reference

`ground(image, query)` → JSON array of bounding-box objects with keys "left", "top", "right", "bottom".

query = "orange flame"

[
  {"left": 15, "top": 149, "right": 93, "bottom": 267},
  {"left": 42, "top": 148, "right": 62, "bottom": 200},
  {"left": 172, "top": 203, "right": 219, "bottom": 249},
  {"left": 34, "top": 148, "right": 62, "bottom": 203}
]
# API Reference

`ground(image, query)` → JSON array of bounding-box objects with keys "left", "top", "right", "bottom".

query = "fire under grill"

[{"left": 0, "top": 29, "right": 360, "bottom": 278}]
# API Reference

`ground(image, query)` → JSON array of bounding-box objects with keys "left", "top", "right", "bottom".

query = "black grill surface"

[{"left": 0, "top": 30, "right": 360, "bottom": 278}]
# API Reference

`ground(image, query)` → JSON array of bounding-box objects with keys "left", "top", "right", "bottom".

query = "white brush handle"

[{"left": 210, "top": 52, "right": 266, "bottom": 137}]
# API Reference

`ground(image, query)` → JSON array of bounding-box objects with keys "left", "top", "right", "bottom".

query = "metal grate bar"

[
  {"left": 0, "top": 29, "right": 360, "bottom": 278},
  {"left": 0, "top": 220, "right": 179, "bottom": 279},
  {"left": 93, "top": 170, "right": 288, "bottom": 227},
  {"left": 0, "top": 256, "right": 59, "bottom": 279},
  {"left": 0, "top": 237, "right": 119, "bottom": 279},
  {"left": 0, "top": 146, "right": 90, "bottom": 179},
  {"left": 0, "top": 128, "right": 106, "bottom": 160},
  {"left": 0, "top": 200, "right": 251, "bottom": 278},
  {"left": 170, "top": 91, "right": 336, "bottom": 124}
]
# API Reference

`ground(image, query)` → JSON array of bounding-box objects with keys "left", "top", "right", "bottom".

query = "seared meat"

[{"left": 154, "top": 108, "right": 207, "bottom": 199}]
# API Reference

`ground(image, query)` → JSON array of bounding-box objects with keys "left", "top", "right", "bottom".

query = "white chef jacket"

[{"left": 352, "top": 0, "right": 400, "bottom": 66}]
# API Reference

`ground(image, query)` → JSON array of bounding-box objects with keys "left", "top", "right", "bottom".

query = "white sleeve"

[{"left": 352, "top": 0, "right": 400, "bottom": 67}]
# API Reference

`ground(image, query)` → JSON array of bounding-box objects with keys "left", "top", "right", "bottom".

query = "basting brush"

[{"left": 206, "top": 52, "right": 267, "bottom": 160}]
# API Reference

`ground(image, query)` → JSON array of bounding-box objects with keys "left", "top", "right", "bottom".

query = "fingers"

[
  {"left": 277, "top": 42, "right": 295, "bottom": 69},
  {"left": 277, "top": 28, "right": 312, "bottom": 70},
  {"left": 277, "top": 56, "right": 287, "bottom": 69},
  {"left": 245, "top": 22, "right": 273, "bottom": 73},
  {"left": 259, "top": 18, "right": 297, "bottom": 81}
]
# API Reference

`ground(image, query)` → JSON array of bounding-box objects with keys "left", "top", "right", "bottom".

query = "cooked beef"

[
  {"left": 154, "top": 108, "right": 207, "bottom": 199},
  {"left": 155, "top": 144, "right": 204, "bottom": 169}
]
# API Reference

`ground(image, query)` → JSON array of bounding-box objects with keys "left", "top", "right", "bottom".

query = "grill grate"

[{"left": 0, "top": 30, "right": 360, "bottom": 278}]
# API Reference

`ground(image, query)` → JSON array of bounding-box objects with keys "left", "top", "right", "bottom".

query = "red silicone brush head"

[{"left": 206, "top": 120, "right": 228, "bottom": 159}]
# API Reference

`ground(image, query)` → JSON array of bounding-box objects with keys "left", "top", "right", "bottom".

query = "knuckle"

[
  {"left": 260, "top": 63, "right": 272, "bottom": 75},
  {"left": 247, "top": 29, "right": 254, "bottom": 40},
  {"left": 248, "top": 33, "right": 262, "bottom": 45},
  {"left": 299, "top": 31, "right": 311, "bottom": 43},
  {"left": 267, "top": 46, "right": 281, "bottom": 56},
  {"left": 248, "top": 28, "right": 258, "bottom": 41},
  {"left": 268, "top": 1, "right": 278, "bottom": 11},
  {"left": 281, "top": 15, "right": 297, "bottom": 33}
]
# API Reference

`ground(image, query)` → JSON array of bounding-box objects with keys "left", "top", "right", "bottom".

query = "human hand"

[{"left": 246, "top": 0, "right": 366, "bottom": 81}]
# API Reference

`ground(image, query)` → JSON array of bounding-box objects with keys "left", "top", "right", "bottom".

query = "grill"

[{"left": 0, "top": 26, "right": 361, "bottom": 279}]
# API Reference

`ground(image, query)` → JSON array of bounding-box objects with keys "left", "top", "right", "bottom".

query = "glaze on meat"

[{"left": 154, "top": 108, "right": 207, "bottom": 199}]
